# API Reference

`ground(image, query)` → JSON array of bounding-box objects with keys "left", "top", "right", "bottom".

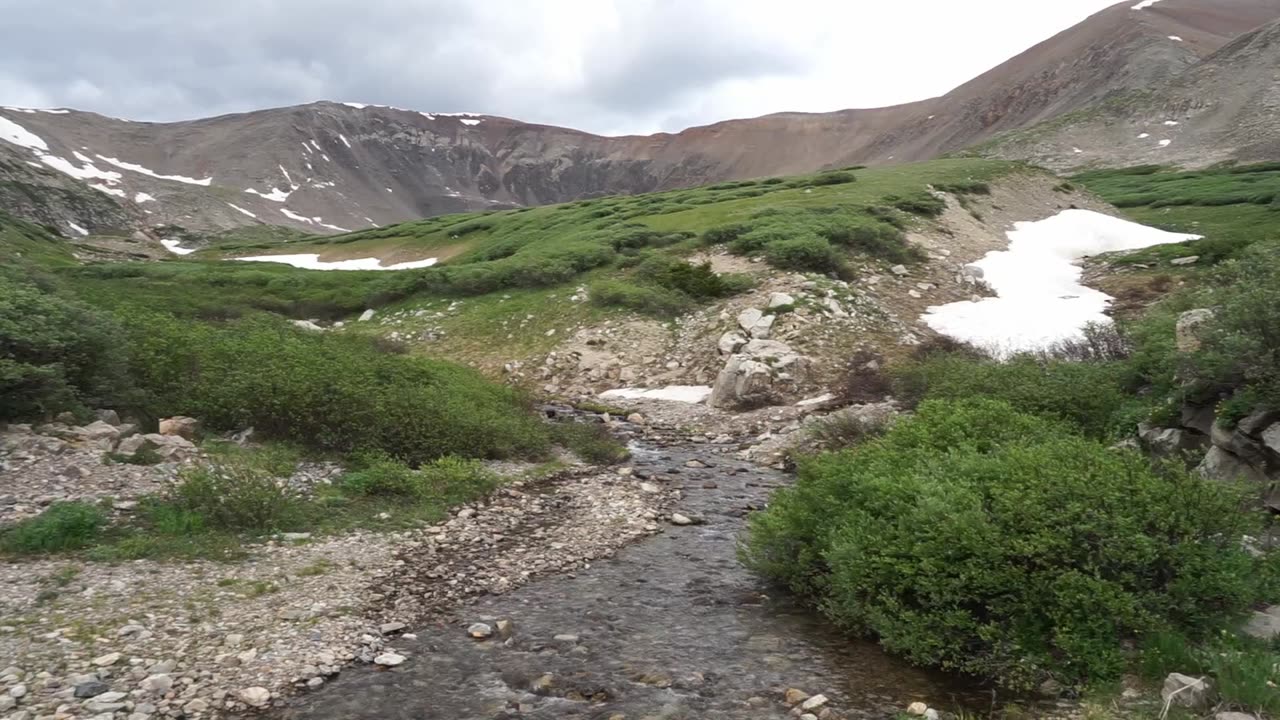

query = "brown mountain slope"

[
  {"left": 0, "top": 0, "right": 1276, "bottom": 238},
  {"left": 982, "top": 14, "right": 1280, "bottom": 169}
]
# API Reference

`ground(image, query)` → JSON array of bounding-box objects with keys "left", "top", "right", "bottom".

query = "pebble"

[
  {"left": 73, "top": 681, "right": 109, "bottom": 698},
  {"left": 91, "top": 652, "right": 122, "bottom": 667},
  {"left": 239, "top": 686, "right": 272, "bottom": 707},
  {"left": 671, "top": 513, "right": 694, "bottom": 526},
  {"left": 801, "top": 694, "right": 829, "bottom": 711}
]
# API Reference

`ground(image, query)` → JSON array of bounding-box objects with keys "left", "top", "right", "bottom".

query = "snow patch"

[
  {"left": 279, "top": 208, "right": 313, "bottom": 224},
  {"left": 600, "top": 386, "right": 713, "bottom": 404},
  {"left": 1138, "top": 133, "right": 1150, "bottom": 139},
  {"left": 40, "top": 155, "right": 122, "bottom": 182},
  {"left": 342, "top": 102, "right": 368, "bottom": 109},
  {"left": 3, "top": 107, "right": 35, "bottom": 114},
  {"left": 227, "top": 203, "right": 257, "bottom": 218},
  {"left": 921, "top": 209, "right": 1200, "bottom": 356},
  {"left": 339, "top": 134, "right": 351, "bottom": 148},
  {"left": 95, "top": 155, "right": 211, "bottom": 185},
  {"left": 1072, "top": 147, "right": 1082, "bottom": 154},
  {"left": 90, "top": 183, "right": 126, "bottom": 197},
  {"left": 0, "top": 116, "right": 49, "bottom": 151},
  {"left": 317, "top": 221, "right": 350, "bottom": 232},
  {"left": 161, "top": 239, "right": 196, "bottom": 255},
  {"left": 234, "top": 254, "right": 439, "bottom": 271},
  {"left": 67, "top": 221, "right": 88, "bottom": 237},
  {"left": 459, "top": 118, "right": 482, "bottom": 126},
  {"left": 1159, "top": 139, "right": 1172, "bottom": 147},
  {"left": 1131, "top": 0, "right": 1164, "bottom": 8},
  {"left": 134, "top": 192, "right": 156, "bottom": 203},
  {"left": 246, "top": 187, "right": 292, "bottom": 202},
  {"left": 1168, "top": 35, "right": 1183, "bottom": 41},
  {"left": 278, "top": 164, "right": 298, "bottom": 188}
]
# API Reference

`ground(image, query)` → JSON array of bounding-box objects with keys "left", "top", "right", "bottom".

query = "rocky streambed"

[{"left": 282, "top": 432, "right": 989, "bottom": 720}]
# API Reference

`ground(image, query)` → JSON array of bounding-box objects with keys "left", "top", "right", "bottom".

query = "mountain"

[
  {"left": 0, "top": 0, "right": 1276, "bottom": 239},
  {"left": 981, "top": 14, "right": 1280, "bottom": 169}
]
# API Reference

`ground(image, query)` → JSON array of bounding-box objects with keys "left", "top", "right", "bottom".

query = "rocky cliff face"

[{"left": 0, "top": 0, "right": 1276, "bottom": 238}]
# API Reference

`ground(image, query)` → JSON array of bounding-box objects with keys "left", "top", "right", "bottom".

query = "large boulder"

[
  {"left": 708, "top": 340, "right": 811, "bottom": 409},
  {"left": 158, "top": 416, "right": 199, "bottom": 440},
  {"left": 736, "top": 308, "right": 764, "bottom": 334},
  {"left": 1175, "top": 309, "right": 1215, "bottom": 353},
  {"left": 1138, "top": 424, "right": 1209, "bottom": 460},
  {"left": 717, "top": 331, "right": 747, "bottom": 356},
  {"left": 1242, "top": 606, "right": 1280, "bottom": 641},
  {"left": 1197, "top": 447, "right": 1267, "bottom": 485}
]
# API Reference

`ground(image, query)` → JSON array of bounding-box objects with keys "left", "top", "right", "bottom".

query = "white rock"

[
  {"left": 373, "top": 652, "right": 406, "bottom": 666},
  {"left": 91, "top": 652, "right": 122, "bottom": 667},
  {"left": 907, "top": 701, "right": 929, "bottom": 715},
  {"left": 358, "top": 309, "right": 376, "bottom": 322},
  {"left": 737, "top": 308, "right": 764, "bottom": 333},
  {"left": 800, "top": 694, "right": 829, "bottom": 711},
  {"left": 238, "top": 686, "right": 271, "bottom": 707},
  {"left": 467, "top": 623, "right": 493, "bottom": 639},
  {"left": 768, "top": 292, "right": 795, "bottom": 308},
  {"left": 671, "top": 513, "right": 694, "bottom": 526}
]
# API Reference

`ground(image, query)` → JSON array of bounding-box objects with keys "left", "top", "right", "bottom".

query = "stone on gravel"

[
  {"left": 140, "top": 674, "right": 172, "bottom": 696},
  {"left": 496, "top": 619, "right": 515, "bottom": 640},
  {"left": 785, "top": 688, "right": 809, "bottom": 705},
  {"left": 467, "top": 623, "right": 493, "bottom": 639},
  {"left": 374, "top": 652, "right": 406, "bottom": 667},
  {"left": 379, "top": 622, "right": 406, "bottom": 635},
  {"left": 736, "top": 308, "right": 764, "bottom": 334},
  {"left": 158, "top": 416, "right": 199, "bottom": 439},
  {"left": 239, "top": 686, "right": 272, "bottom": 707},
  {"left": 74, "top": 680, "right": 110, "bottom": 698},
  {"left": 907, "top": 701, "right": 929, "bottom": 715},
  {"left": 670, "top": 513, "right": 694, "bottom": 526},
  {"left": 8, "top": 684, "right": 26, "bottom": 698},
  {"left": 91, "top": 652, "right": 121, "bottom": 667}
]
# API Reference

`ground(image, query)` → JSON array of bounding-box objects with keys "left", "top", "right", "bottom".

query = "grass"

[{"left": 1074, "top": 164, "right": 1280, "bottom": 269}]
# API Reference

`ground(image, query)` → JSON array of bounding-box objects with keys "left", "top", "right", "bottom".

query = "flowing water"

[{"left": 284, "top": 437, "right": 990, "bottom": 720}]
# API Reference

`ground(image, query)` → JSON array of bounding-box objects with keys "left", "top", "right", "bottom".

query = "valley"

[{"left": 4, "top": 1, "right": 1280, "bottom": 719}]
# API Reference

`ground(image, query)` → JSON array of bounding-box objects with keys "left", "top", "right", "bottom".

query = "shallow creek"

[{"left": 284, "top": 437, "right": 990, "bottom": 719}]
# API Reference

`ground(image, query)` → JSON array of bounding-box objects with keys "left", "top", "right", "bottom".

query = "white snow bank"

[
  {"left": 234, "top": 254, "right": 439, "bottom": 271},
  {"left": 339, "top": 134, "right": 351, "bottom": 148},
  {"left": 67, "top": 221, "right": 88, "bottom": 237},
  {"left": 90, "top": 183, "right": 126, "bottom": 197},
  {"left": 1131, "top": 0, "right": 1164, "bottom": 8},
  {"left": 161, "top": 239, "right": 196, "bottom": 255},
  {"left": 0, "top": 116, "right": 48, "bottom": 151},
  {"left": 922, "top": 209, "right": 1199, "bottom": 356},
  {"left": 460, "top": 118, "right": 482, "bottom": 126},
  {"left": 228, "top": 203, "right": 257, "bottom": 218},
  {"left": 1159, "top": 139, "right": 1172, "bottom": 147},
  {"left": 1138, "top": 133, "right": 1151, "bottom": 139},
  {"left": 600, "top": 386, "right": 713, "bottom": 404},
  {"left": 280, "top": 208, "right": 312, "bottom": 224},
  {"left": 40, "top": 155, "right": 121, "bottom": 182},
  {"left": 95, "top": 155, "right": 211, "bottom": 186},
  {"left": 1168, "top": 35, "right": 1183, "bottom": 41},
  {"left": 342, "top": 102, "right": 368, "bottom": 109},
  {"left": 134, "top": 192, "right": 156, "bottom": 203},
  {"left": 246, "top": 187, "right": 292, "bottom": 202}
]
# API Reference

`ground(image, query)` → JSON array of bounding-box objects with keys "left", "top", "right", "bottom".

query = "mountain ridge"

[{"left": 1, "top": 0, "right": 1277, "bottom": 241}]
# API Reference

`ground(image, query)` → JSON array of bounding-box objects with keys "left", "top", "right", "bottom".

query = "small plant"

[
  {"left": 764, "top": 236, "right": 844, "bottom": 273},
  {"left": 553, "top": 422, "right": 630, "bottom": 465},
  {"left": 0, "top": 502, "right": 107, "bottom": 554},
  {"left": 166, "top": 462, "right": 305, "bottom": 534}
]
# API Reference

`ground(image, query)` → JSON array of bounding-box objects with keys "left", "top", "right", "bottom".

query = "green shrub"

[
  {"left": 590, "top": 279, "right": 690, "bottom": 316},
  {"left": 701, "top": 223, "right": 750, "bottom": 246},
  {"left": 886, "top": 192, "right": 947, "bottom": 217},
  {"left": 342, "top": 454, "right": 499, "bottom": 503},
  {"left": 744, "top": 399, "right": 1260, "bottom": 690},
  {"left": 764, "top": 236, "right": 844, "bottom": 273},
  {"left": 119, "top": 312, "right": 550, "bottom": 464},
  {"left": 0, "top": 502, "right": 107, "bottom": 554},
  {"left": 892, "top": 353, "right": 1136, "bottom": 439},
  {"left": 553, "top": 422, "right": 630, "bottom": 465},
  {"left": 342, "top": 455, "right": 422, "bottom": 497},
  {"left": 166, "top": 462, "right": 306, "bottom": 533},
  {"left": 807, "top": 171, "right": 857, "bottom": 187},
  {"left": 0, "top": 272, "right": 133, "bottom": 420}
]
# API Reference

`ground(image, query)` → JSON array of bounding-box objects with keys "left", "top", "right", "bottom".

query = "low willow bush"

[
  {"left": 119, "top": 311, "right": 551, "bottom": 464},
  {"left": 743, "top": 399, "right": 1260, "bottom": 690}
]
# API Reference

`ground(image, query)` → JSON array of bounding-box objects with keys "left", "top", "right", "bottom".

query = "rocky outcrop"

[
  {"left": 708, "top": 334, "right": 811, "bottom": 409},
  {"left": 1176, "top": 309, "right": 1215, "bottom": 353}
]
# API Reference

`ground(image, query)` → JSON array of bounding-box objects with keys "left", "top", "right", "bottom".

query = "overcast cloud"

[{"left": 1, "top": 0, "right": 1122, "bottom": 135}]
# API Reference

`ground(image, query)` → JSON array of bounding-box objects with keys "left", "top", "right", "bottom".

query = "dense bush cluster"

[
  {"left": 0, "top": 271, "right": 133, "bottom": 421},
  {"left": 120, "top": 311, "right": 551, "bottom": 464},
  {"left": 744, "top": 399, "right": 1260, "bottom": 689},
  {"left": 591, "top": 256, "right": 752, "bottom": 316}
]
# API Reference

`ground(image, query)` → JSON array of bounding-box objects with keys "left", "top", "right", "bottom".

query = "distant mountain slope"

[
  {"left": 981, "top": 15, "right": 1280, "bottom": 169},
  {"left": 0, "top": 0, "right": 1276, "bottom": 238}
]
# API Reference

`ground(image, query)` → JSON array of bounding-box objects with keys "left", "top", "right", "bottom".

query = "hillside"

[
  {"left": 980, "top": 15, "right": 1280, "bottom": 169},
  {"left": 1, "top": 0, "right": 1275, "bottom": 242}
]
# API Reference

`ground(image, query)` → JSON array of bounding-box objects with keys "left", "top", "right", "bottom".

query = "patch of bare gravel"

[{"left": 0, "top": 446, "right": 673, "bottom": 719}]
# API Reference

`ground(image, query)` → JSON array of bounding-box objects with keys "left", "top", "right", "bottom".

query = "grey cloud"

[{"left": 0, "top": 0, "right": 806, "bottom": 133}]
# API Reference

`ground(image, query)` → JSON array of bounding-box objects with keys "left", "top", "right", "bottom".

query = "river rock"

[
  {"left": 373, "top": 652, "right": 406, "bottom": 667},
  {"left": 92, "top": 652, "right": 122, "bottom": 667},
  {"left": 1161, "top": 673, "right": 1213, "bottom": 710},
  {"left": 358, "top": 309, "right": 376, "bottom": 322},
  {"left": 784, "top": 688, "right": 809, "bottom": 705},
  {"left": 800, "top": 694, "right": 829, "bottom": 711},
  {"left": 467, "top": 623, "right": 494, "bottom": 639},
  {"left": 670, "top": 513, "right": 694, "bottom": 526},
  {"left": 907, "top": 701, "right": 929, "bottom": 715}
]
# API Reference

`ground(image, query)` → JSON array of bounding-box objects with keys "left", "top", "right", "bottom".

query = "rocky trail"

[{"left": 280, "top": 423, "right": 1001, "bottom": 720}]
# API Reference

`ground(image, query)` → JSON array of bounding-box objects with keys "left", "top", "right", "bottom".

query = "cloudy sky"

[{"left": 2, "top": 0, "right": 1124, "bottom": 135}]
